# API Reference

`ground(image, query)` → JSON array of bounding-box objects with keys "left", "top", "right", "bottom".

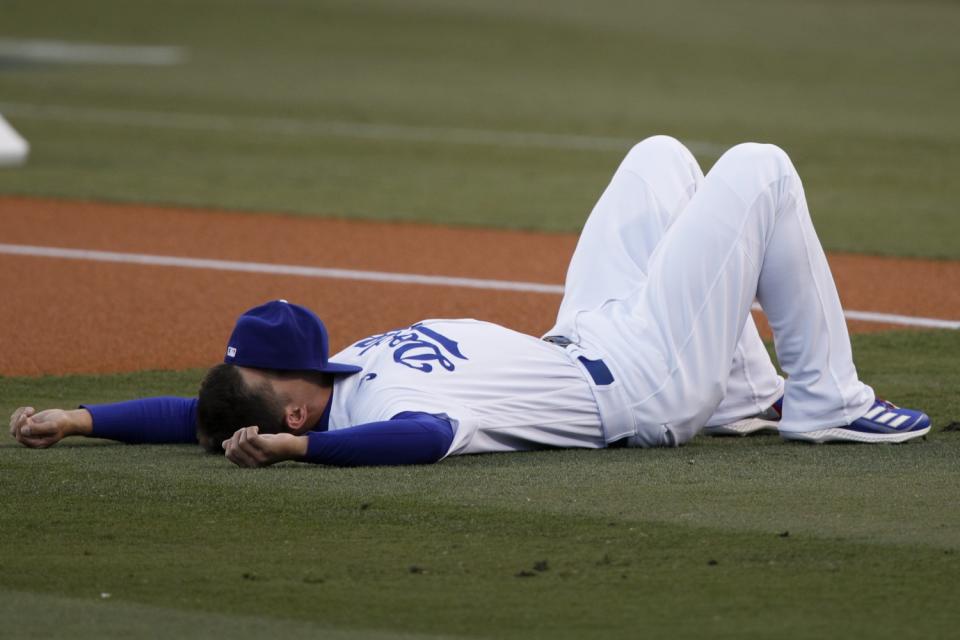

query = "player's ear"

[{"left": 283, "top": 403, "right": 309, "bottom": 432}]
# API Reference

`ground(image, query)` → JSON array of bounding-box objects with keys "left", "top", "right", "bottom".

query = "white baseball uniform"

[
  {"left": 327, "top": 319, "right": 605, "bottom": 457},
  {"left": 328, "top": 136, "right": 875, "bottom": 455}
]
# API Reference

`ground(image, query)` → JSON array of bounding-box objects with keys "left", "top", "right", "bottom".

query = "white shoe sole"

[
  {"left": 703, "top": 418, "right": 780, "bottom": 437},
  {"left": 781, "top": 426, "right": 930, "bottom": 444}
]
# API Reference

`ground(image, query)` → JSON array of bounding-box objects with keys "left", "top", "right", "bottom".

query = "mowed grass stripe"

[
  {"left": 0, "top": 589, "right": 457, "bottom": 640},
  {"left": 0, "top": 102, "right": 726, "bottom": 156}
]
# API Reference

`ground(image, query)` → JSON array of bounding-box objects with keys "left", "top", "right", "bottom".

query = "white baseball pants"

[{"left": 548, "top": 136, "right": 874, "bottom": 445}]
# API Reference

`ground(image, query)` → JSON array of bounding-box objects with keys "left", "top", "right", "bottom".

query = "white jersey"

[{"left": 326, "top": 319, "right": 604, "bottom": 457}]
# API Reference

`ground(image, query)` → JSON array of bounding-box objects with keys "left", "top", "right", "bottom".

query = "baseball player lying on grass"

[{"left": 9, "top": 137, "right": 931, "bottom": 467}]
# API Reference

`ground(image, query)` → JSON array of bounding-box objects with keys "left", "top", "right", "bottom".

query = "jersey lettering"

[{"left": 353, "top": 323, "right": 468, "bottom": 373}]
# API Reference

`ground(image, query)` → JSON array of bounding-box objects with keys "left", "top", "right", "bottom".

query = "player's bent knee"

[
  {"left": 721, "top": 142, "right": 795, "bottom": 174},
  {"left": 621, "top": 135, "right": 697, "bottom": 173},
  {"left": 626, "top": 135, "right": 688, "bottom": 160}
]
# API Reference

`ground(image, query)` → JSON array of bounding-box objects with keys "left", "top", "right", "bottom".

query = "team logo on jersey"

[{"left": 353, "top": 323, "right": 468, "bottom": 373}]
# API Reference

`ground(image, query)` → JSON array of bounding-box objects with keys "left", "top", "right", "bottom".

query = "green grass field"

[
  {"left": 2, "top": 1, "right": 959, "bottom": 638},
  {"left": 2, "top": 333, "right": 959, "bottom": 638}
]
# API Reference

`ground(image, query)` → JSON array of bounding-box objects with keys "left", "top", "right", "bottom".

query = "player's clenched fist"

[
  {"left": 222, "top": 426, "right": 307, "bottom": 468},
  {"left": 8, "top": 407, "right": 93, "bottom": 449}
]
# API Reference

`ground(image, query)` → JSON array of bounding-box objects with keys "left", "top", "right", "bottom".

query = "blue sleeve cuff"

[
  {"left": 83, "top": 397, "right": 198, "bottom": 444},
  {"left": 304, "top": 411, "right": 453, "bottom": 466}
]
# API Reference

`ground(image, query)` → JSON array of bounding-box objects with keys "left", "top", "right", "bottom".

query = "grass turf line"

[{"left": 1, "top": 330, "right": 958, "bottom": 638}]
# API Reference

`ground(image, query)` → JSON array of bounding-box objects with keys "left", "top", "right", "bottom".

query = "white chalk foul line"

[
  {"left": 747, "top": 303, "right": 958, "bottom": 330},
  {"left": 0, "top": 38, "right": 186, "bottom": 66},
  {"left": 1, "top": 243, "right": 956, "bottom": 330},
  {"left": 0, "top": 102, "right": 726, "bottom": 156},
  {"left": 0, "top": 243, "right": 564, "bottom": 294}
]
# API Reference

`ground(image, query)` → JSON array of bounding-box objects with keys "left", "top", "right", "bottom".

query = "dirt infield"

[{"left": 2, "top": 196, "right": 959, "bottom": 377}]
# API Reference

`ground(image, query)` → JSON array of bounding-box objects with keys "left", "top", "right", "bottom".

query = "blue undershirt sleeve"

[
  {"left": 303, "top": 411, "right": 454, "bottom": 466},
  {"left": 81, "top": 397, "right": 198, "bottom": 444}
]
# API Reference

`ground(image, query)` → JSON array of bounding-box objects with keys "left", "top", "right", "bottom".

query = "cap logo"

[{"left": 226, "top": 346, "right": 237, "bottom": 358}]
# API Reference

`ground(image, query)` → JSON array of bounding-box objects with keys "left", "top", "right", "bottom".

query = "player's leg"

[
  {"left": 549, "top": 135, "right": 782, "bottom": 429},
  {"left": 702, "top": 318, "right": 783, "bottom": 435},
  {"left": 634, "top": 142, "right": 928, "bottom": 444},
  {"left": 548, "top": 135, "right": 703, "bottom": 341}
]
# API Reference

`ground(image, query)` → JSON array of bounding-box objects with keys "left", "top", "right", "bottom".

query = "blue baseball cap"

[{"left": 223, "top": 300, "right": 361, "bottom": 375}]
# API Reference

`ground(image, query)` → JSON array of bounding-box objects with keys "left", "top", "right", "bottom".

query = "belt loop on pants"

[{"left": 543, "top": 336, "right": 615, "bottom": 386}]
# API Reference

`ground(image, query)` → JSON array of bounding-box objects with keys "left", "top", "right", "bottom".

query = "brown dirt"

[{"left": 2, "top": 196, "right": 958, "bottom": 377}]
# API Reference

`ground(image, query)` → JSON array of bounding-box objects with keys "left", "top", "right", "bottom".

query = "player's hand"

[
  {"left": 8, "top": 407, "right": 92, "bottom": 449},
  {"left": 222, "top": 426, "right": 307, "bottom": 468}
]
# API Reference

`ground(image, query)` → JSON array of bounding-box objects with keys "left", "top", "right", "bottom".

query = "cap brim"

[{"left": 320, "top": 362, "right": 363, "bottom": 375}]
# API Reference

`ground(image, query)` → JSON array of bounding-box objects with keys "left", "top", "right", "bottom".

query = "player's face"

[
  {"left": 236, "top": 367, "right": 331, "bottom": 435},
  {"left": 236, "top": 367, "right": 293, "bottom": 431}
]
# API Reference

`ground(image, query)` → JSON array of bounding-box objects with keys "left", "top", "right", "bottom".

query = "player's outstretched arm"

[
  {"left": 9, "top": 406, "right": 93, "bottom": 448},
  {"left": 81, "top": 397, "right": 198, "bottom": 444},
  {"left": 9, "top": 397, "right": 199, "bottom": 449}
]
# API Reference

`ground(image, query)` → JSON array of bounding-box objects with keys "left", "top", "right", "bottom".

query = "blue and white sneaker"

[
  {"left": 781, "top": 399, "right": 930, "bottom": 444},
  {"left": 703, "top": 397, "right": 783, "bottom": 436}
]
